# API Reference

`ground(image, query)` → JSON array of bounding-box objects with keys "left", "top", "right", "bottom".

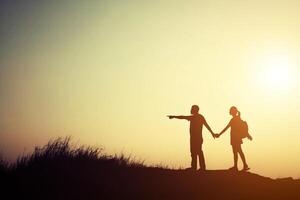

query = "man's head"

[{"left": 190, "top": 105, "right": 199, "bottom": 115}]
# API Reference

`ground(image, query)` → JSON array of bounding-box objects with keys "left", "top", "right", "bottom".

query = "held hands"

[{"left": 212, "top": 133, "right": 220, "bottom": 139}]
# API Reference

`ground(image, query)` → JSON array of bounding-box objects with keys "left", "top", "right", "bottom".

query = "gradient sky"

[{"left": 1, "top": 0, "right": 300, "bottom": 178}]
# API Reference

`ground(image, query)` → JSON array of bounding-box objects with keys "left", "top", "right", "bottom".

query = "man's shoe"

[
  {"left": 228, "top": 166, "right": 238, "bottom": 171},
  {"left": 197, "top": 168, "right": 206, "bottom": 172},
  {"left": 185, "top": 167, "right": 197, "bottom": 171}
]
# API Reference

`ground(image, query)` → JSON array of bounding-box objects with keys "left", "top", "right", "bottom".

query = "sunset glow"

[{"left": 2, "top": 1, "right": 300, "bottom": 179}]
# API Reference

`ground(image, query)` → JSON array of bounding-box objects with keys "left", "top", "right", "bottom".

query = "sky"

[{"left": 1, "top": 0, "right": 300, "bottom": 178}]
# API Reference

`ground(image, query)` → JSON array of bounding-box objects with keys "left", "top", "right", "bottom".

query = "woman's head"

[
  {"left": 190, "top": 105, "right": 199, "bottom": 115},
  {"left": 229, "top": 106, "right": 240, "bottom": 117}
]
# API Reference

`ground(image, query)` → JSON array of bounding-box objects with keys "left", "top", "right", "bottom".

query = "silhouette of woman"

[{"left": 217, "top": 106, "right": 252, "bottom": 171}]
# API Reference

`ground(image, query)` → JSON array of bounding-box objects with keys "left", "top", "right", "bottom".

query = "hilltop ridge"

[{"left": 1, "top": 138, "right": 299, "bottom": 200}]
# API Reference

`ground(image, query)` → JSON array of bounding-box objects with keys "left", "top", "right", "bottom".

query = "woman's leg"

[
  {"left": 232, "top": 145, "right": 238, "bottom": 168},
  {"left": 237, "top": 145, "right": 248, "bottom": 168}
]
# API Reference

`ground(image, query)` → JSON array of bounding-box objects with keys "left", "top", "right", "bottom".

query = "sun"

[
  {"left": 264, "top": 65, "right": 290, "bottom": 89},
  {"left": 259, "top": 54, "right": 295, "bottom": 92}
]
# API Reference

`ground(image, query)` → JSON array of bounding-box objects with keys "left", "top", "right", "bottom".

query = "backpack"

[{"left": 237, "top": 119, "right": 249, "bottom": 139}]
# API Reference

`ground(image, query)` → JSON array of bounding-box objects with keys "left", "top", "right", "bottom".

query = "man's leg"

[
  {"left": 191, "top": 153, "right": 197, "bottom": 170},
  {"left": 190, "top": 138, "right": 197, "bottom": 170},
  {"left": 198, "top": 144, "right": 206, "bottom": 170}
]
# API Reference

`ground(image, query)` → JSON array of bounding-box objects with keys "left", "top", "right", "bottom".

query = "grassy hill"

[{"left": 1, "top": 138, "right": 299, "bottom": 200}]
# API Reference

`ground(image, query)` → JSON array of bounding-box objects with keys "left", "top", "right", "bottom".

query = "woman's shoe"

[{"left": 242, "top": 166, "right": 250, "bottom": 171}]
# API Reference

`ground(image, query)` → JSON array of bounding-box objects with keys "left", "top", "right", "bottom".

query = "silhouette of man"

[{"left": 168, "top": 105, "right": 215, "bottom": 171}]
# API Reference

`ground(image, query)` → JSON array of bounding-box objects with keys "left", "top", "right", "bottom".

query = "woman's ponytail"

[{"left": 237, "top": 111, "right": 241, "bottom": 118}]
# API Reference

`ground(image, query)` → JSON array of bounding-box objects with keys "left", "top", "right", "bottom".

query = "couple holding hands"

[{"left": 168, "top": 105, "right": 252, "bottom": 172}]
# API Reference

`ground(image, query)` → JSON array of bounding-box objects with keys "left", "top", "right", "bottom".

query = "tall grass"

[
  {"left": 10, "top": 137, "right": 145, "bottom": 171},
  {"left": 0, "top": 154, "right": 8, "bottom": 173}
]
